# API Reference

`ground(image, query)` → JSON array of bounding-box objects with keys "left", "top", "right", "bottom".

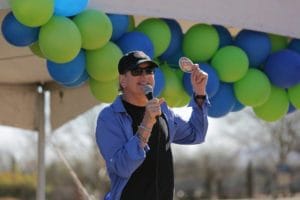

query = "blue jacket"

[{"left": 96, "top": 95, "right": 209, "bottom": 200}]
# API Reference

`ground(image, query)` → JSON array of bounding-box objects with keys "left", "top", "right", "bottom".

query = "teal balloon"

[
  {"left": 253, "top": 86, "right": 289, "bottom": 122},
  {"left": 10, "top": 0, "right": 54, "bottom": 27},
  {"left": 183, "top": 24, "right": 219, "bottom": 62},
  {"left": 39, "top": 16, "right": 81, "bottom": 63},
  {"left": 288, "top": 83, "right": 300, "bottom": 109},
  {"left": 136, "top": 18, "right": 171, "bottom": 57},
  {"left": 73, "top": 9, "right": 112, "bottom": 50},
  {"left": 89, "top": 78, "right": 119, "bottom": 103},
  {"left": 86, "top": 42, "right": 123, "bottom": 82},
  {"left": 234, "top": 69, "right": 271, "bottom": 107},
  {"left": 54, "top": 0, "right": 88, "bottom": 17},
  {"left": 211, "top": 46, "right": 249, "bottom": 82}
]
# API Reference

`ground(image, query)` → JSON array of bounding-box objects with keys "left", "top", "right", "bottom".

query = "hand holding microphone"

[
  {"left": 142, "top": 85, "right": 164, "bottom": 127},
  {"left": 136, "top": 85, "right": 164, "bottom": 146}
]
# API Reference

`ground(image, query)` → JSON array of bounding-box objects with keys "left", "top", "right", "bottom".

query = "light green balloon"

[
  {"left": 183, "top": 24, "right": 219, "bottom": 62},
  {"left": 253, "top": 86, "right": 289, "bottom": 122},
  {"left": 39, "top": 16, "right": 81, "bottom": 63},
  {"left": 127, "top": 15, "right": 135, "bottom": 32},
  {"left": 174, "top": 90, "right": 190, "bottom": 107},
  {"left": 234, "top": 69, "right": 271, "bottom": 107},
  {"left": 268, "top": 33, "right": 288, "bottom": 53},
  {"left": 173, "top": 68, "right": 191, "bottom": 107},
  {"left": 160, "top": 63, "right": 186, "bottom": 107},
  {"left": 211, "top": 46, "right": 249, "bottom": 82},
  {"left": 288, "top": 83, "right": 300, "bottom": 109},
  {"left": 73, "top": 9, "right": 112, "bottom": 50},
  {"left": 86, "top": 41, "right": 123, "bottom": 82},
  {"left": 89, "top": 78, "right": 118, "bottom": 103},
  {"left": 29, "top": 42, "right": 45, "bottom": 58},
  {"left": 136, "top": 18, "right": 171, "bottom": 57},
  {"left": 10, "top": 0, "right": 53, "bottom": 27}
]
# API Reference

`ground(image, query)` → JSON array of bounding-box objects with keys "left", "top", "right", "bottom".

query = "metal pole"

[{"left": 36, "top": 87, "right": 45, "bottom": 200}]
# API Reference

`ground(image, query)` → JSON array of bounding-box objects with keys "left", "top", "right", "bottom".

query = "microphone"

[
  {"left": 144, "top": 84, "right": 161, "bottom": 120},
  {"left": 144, "top": 84, "right": 154, "bottom": 100}
]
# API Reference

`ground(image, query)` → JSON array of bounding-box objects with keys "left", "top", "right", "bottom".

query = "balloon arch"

[{"left": 2, "top": 0, "right": 300, "bottom": 122}]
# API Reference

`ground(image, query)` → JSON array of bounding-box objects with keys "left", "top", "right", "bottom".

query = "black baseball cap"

[{"left": 118, "top": 51, "right": 158, "bottom": 74}]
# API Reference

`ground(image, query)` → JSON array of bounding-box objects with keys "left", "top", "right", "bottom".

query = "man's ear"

[{"left": 119, "top": 75, "right": 127, "bottom": 88}]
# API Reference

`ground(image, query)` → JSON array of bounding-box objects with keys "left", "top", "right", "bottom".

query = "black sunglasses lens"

[
  {"left": 130, "top": 68, "right": 154, "bottom": 76},
  {"left": 145, "top": 68, "right": 154, "bottom": 74},
  {"left": 131, "top": 68, "right": 142, "bottom": 76}
]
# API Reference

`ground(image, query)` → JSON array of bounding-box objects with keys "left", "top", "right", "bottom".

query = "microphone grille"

[{"left": 144, "top": 84, "right": 153, "bottom": 95}]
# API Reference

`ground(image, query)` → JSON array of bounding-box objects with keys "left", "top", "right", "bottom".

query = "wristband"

[
  {"left": 138, "top": 124, "right": 152, "bottom": 132},
  {"left": 137, "top": 132, "right": 149, "bottom": 143}
]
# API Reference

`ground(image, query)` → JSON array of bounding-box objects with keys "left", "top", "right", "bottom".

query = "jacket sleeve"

[
  {"left": 172, "top": 97, "right": 209, "bottom": 144},
  {"left": 95, "top": 108, "right": 146, "bottom": 178}
]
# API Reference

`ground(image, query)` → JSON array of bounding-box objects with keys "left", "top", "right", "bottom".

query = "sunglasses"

[{"left": 129, "top": 67, "right": 155, "bottom": 76}]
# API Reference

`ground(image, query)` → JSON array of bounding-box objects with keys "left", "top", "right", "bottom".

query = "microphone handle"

[{"left": 145, "top": 92, "right": 160, "bottom": 120}]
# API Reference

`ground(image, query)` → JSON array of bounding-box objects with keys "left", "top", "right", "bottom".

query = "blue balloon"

[
  {"left": 287, "top": 103, "right": 296, "bottom": 114},
  {"left": 63, "top": 70, "right": 89, "bottom": 88},
  {"left": 54, "top": 0, "right": 88, "bottom": 17},
  {"left": 116, "top": 31, "right": 154, "bottom": 58},
  {"left": 159, "top": 19, "right": 183, "bottom": 60},
  {"left": 162, "top": 47, "right": 183, "bottom": 69},
  {"left": 1, "top": 12, "right": 39, "bottom": 47},
  {"left": 183, "top": 63, "right": 220, "bottom": 98},
  {"left": 208, "top": 83, "right": 236, "bottom": 118},
  {"left": 154, "top": 68, "right": 165, "bottom": 96},
  {"left": 47, "top": 50, "right": 86, "bottom": 84},
  {"left": 107, "top": 14, "right": 130, "bottom": 41},
  {"left": 288, "top": 39, "right": 300, "bottom": 54},
  {"left": 213, "top": 25, "right": 233, "bottom": 48},
  {"left": 264, "top": 49, "right": 300, "bottom": 88},
  {"left": 182, "top": 73, "right": 193, "bottom": 96},
  {"left": 235, "top": 30, "right": 271, "bottom": 67},
  {"left": 231, "top": 100, "right": 245, "bottom": 112}
]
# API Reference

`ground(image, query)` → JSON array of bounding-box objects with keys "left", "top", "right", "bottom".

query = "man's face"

[{"left": 119, "top": 62, "right": 155, "bottom": 98}]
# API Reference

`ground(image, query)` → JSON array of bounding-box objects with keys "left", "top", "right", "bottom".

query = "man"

[{"left": 96, "top": 50, "right": 209, "bottom": 200}]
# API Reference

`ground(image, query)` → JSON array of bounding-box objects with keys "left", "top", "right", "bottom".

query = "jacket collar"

[{"left": 111, "top": 95, "right": 127, "bottom": 113}]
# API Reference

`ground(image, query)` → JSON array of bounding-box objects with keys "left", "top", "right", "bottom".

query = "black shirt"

[{"left": 121, "top": 100, "right": 174, "bottom": 200}]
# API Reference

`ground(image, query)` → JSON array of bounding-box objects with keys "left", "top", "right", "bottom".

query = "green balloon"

[
  {"left": 175, "top": 90, "right": 190, "bottom": 107},
  {"left": 173, "top": 68, "right": 190, "bottom": 107},
  {"left": 160, "top": 63, "right": 185, "bottom": 107},
  {"left": 127, "top": 15, "right": 135, "bottom": 32},
  {"left": 39, "top": 16, "right": 81, "bottom": 63},
  {"left": 288, "top": 83, "right": 300, "bottom": 109},
  {"left": 73, "top": 9, "right": 112, "bottom": 50},
  {"left": 86, "top": 42, "right": 123, "bottom": 82},
  {"left": 10, "top": 0, "right": 53, "bottom": 27},
  {"left": 136, "top": 18, "right": 171, "bottom": 57},
  {"left": 183, "top": 24, "right": 219, "bottom": 62},
  {"left": 29, "top": 42, "right": 45, "bottom": 58},
  {"left": 268, "top": 33, "right": 288, "bottom": 53},
  {"left": 253, "top": 86, "right": 289, "bottom": 122},
  {"left": 234, "top": 69, "right": 271, "bottom": 107},
  {"left": 89, "top": 78, "right": 118, "bottom": 103},
  {"left": 211, "top": 46, "right": 249, "bottom": 82}
]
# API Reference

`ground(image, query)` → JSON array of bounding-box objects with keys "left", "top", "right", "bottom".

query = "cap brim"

[{"left": 136, "top": 59, "right": 158, "bottom": 68}]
